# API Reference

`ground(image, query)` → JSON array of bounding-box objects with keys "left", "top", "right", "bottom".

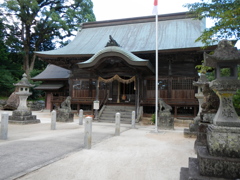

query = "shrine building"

[{"left": 32, "top": 12, "right": 217, "bottom": 120}]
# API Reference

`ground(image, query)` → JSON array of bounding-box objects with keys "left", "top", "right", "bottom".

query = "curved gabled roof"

[
  {"left": 77, "top": 46, "right": 154, "bottom": 74},
  {"left": 35, "top": 12, "right": 206, "bottom": 59}
]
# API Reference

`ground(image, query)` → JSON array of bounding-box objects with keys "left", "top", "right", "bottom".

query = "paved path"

[
  {"left": 0, "top": 110, "right": 196, "bottom": 180},
  {"left": 0, "top": 111, "right": 130, "bottom": 180}
]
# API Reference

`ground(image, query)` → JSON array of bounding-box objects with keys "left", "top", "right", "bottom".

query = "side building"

[{"left": 33, "top": 12, "right": 217, "bottom": 118}]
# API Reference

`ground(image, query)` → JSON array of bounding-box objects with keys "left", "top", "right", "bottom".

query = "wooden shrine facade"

[{"left": 33, "top": 12, "right": 217, "bottom": 118}]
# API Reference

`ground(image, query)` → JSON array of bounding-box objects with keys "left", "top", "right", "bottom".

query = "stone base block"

[
  {"left": 194, "top": 122, "right": 209, "bottom": 152},
  {"left": 9, "top": 110, "right": 40, "bottom": 124},
  {"left": 56, "top": 110, "right": 74, "bottom": 122},
  {"left": 198, "top": 146, "right": 240, "bottom": 179},
  {"left": 9, "top": 119, "right": 40, "bottom": 124},
  {"left": 11, "top": 109, "right": 32, "bottom": 116},
  {"left": 184, "top": 128, "right": 197, "bottom": 138},
  {"left": 158, "top": 111, "right": 174, "bottom": 130},
  {"left": 180, "top": 157, "right": 229, "bottom": 180},
  {"left": 207, "top": 125, "right": 240, "bottom": 158}
]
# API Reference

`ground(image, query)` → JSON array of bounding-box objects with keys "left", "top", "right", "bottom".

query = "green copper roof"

[{"left": 35, "top": 12, "right": 206, "bottom": 58}]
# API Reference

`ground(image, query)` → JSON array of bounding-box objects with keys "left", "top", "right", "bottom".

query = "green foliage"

[
  {"left": 184, "top": 0, "right": 240, "bottom": 46},
  {"left": 0, "top": 0, "right": 96, "bottom": 76},
  {"left": 0, "top": 19, "right": 22, "bottom": 96},
  {"left": 151, "top": 114, "right": 155, "bottom": 124}
]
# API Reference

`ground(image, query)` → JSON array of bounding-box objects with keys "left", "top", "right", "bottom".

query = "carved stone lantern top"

[
  {"left": 204, "top": 40, "right": 240, "bottom": 67},
  {"left": 193, "top": 73, "right": 209, "bottom": 87},
  {"left": 14, "top": 73, "right": 35, "bottom": 88},
  {"left": 14, "top": 73, "right": 34, "bottom": 95},
  {"left": 204, "top": 40, "right": 240, "bottom": 80}
]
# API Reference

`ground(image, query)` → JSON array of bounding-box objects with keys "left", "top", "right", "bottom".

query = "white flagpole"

[{"left": 155, "top": 12, "right": 158, "bottom": 133}]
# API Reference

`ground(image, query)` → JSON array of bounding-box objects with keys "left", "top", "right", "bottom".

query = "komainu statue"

[
  {"left": 57, "top": 96, "right": 73, "bottom": 122},
  {"left": 158, "top": 98, "right": 174, "bottom": 129},
  {"left": 60, "top": 96, "right": 72, "bottom": 111},
  {"left": 201, "top": 83, "right": 219, "bottom": 113},
  {"left": 159, "top": 98, "right": 172, "bottom": 112}
]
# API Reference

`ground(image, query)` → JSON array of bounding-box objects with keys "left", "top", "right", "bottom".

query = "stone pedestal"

[
  {"left": 210, "top": 79, "right": 240, "bottom": 127},
  {"left": 158, "top": 111, "right": 174, "bottom": 130},
  {"left": 56, "top": 109, "right": 74, "bottom": 122},
  {"left": 207, "top": 125, "right": 240, "bottom": 158},
  {"left": 9, "top": 110, "right": 40, "bottom": 124}
]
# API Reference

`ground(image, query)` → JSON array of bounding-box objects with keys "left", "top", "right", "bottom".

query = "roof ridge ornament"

[{"left": 105, "top": 35, "right": 121, "bottom": 47}]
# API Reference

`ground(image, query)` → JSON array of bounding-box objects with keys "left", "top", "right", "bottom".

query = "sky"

[{"left": 91, "top": 0, "right": 199, "bottom": 21}]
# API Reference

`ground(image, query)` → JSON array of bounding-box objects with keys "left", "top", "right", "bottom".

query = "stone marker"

[
  {"left": 131, "top": 111, "right": 136, "bottom": 129},
  {"left": 51, "top": 110, "right": 56, "bottom": 130},
  {"left": 1, "top": 113, "right": 9, "bottom": 140},
  {"left": 84, "top": 117, "right": 92, "bottom": 149},
  {"left": 79, "top": 109, "right": 83, "bottom": 125},
  {"left": 115, "top": 112, "right": 120, "bottom": 136}
]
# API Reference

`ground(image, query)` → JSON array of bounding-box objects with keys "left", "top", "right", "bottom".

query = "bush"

[{"left": 151, "top": 114, "right": 155, "bottom": 124}]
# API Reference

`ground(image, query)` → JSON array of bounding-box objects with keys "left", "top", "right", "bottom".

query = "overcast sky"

[{"left": 91, "top": 0, "right": 199, "bottom": 21}]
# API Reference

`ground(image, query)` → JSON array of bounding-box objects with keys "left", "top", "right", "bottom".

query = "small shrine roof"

[
  {"left": 34, "top": 83, "right": 64, "bottom": 90},
  {"left": 31, "top": 64, "right": 70, "bottom": 81}
]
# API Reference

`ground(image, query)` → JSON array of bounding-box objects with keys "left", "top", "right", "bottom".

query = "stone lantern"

[
  {"left": 204, "top": 40, "right": 240, "bottom": 127},
  {"left": 193, "top": 73, "right": 208, "bottom": 120},
  {"left": 14, "top": 73, "right": 34, "bottom": 110},
  {"left": 9, "top": 73, "right": 40, "bottom": 124},
  {"left": 181, "top": 40, "right": 240, "bottom": 179}
]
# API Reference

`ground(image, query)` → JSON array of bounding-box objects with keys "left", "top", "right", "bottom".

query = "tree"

[
  {"left": 0, "top": 19, "right": 22, "bottom": 96},
  {"left": 184, "top": 0, "right": 240, "bottom": 46},
  {"left": 0, "top": 0, "right": 96, "bottom": 77}
]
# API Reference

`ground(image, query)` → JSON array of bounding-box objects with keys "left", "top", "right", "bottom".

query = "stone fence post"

[
  {"left": 1, "top": 112, "right": 9, "bottom": 140},
  {"left": 79, "top": 109, "right": 83, "bottom": 125},
  {"left": 131, "top": 111, "right": 136, "bottom": 129},
  {"left": 84, "top": 116, "right": 92, "bottom": 149},
  {"left": 115, "top": 112, "right": 120, "bottom": 136},
  {"left": 51, "top": 110, "right": 56, "bottom": 130}
]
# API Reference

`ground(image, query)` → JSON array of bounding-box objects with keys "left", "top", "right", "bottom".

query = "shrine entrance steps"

[{"left": 98, "top": 105, "right": 135, "bottom": 124}]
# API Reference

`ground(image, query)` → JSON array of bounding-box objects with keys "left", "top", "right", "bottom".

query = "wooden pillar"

[
  {"left": 117, "top": 81, "right": 120, "bottom": 103},
  {"left": 174, "top": 106, "right": 178, "bottom": 118},
  {"left": 194, "top": 105, "right": 197, "bottom": 117},
  {"left": 89, "top": 79, "right": 92, "bottom": 97},
  {"left": 95, "top": 79, "right": 99, "bottom": 119},
  {"left": 135, "top": 75, "right": 140, "bottom": 118},
  {"left": 68, "top": 71, "right": 73, "bottom": 97}
]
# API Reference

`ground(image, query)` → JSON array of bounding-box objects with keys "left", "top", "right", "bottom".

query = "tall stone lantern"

[
  {"left": 15, "top": 73, "right": 34, "bottom": 110},
  {"left": 9, "top": 73, "right": 40, "bottom": 124},
  {"left": 204, "top": 40, "right": 240, "bottom": 127},
  {"left": 181, "top": 40, "right": 240, "bottom": 179}
]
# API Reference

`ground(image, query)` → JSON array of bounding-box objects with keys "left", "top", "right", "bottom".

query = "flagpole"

[{"left": 155, "top": 12, "right": 158, "bottom": 133}]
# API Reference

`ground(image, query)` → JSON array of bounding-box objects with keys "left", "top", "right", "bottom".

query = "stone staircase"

[{"left": 98, "top": 105, "right": 135, "bottom": 124}]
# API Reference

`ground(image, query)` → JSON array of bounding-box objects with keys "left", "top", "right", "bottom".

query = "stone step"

[
  {"left": 179, "top": 167, "right": 189, "bottom": 180},
  {"left": 99, "top": 105, "right": 135, "bottom": 124},
  {"left": 101, "top": 112, "right": 132, "bottom": 117}
]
